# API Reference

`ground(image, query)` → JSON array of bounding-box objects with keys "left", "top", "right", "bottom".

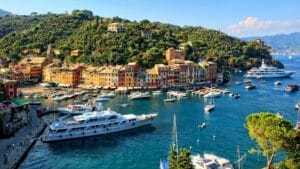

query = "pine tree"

[
  {"left": 178, "top": 148, "right": 194, "bottom": 169},
  {"left": 168, "top": 145, "right": 178, "bottom": 169}
]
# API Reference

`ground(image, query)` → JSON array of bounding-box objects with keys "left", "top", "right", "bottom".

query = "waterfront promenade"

[{"left": 0, "top": 107, "right": 46, "bottom": 169}]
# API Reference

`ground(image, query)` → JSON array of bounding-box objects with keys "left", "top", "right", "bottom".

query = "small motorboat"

[
  {"left": 229, "top": 92, "right": 240, "bottom": 99},
  {"left": 235, "top": 81, "right": 242, "bottom": 85},
  {"left": 245, "top": 83, "right": 256, "bottom": 90},
  {"left": 260, "top": 80, "right": 267, "bottom": 84},
  {"left": 295, "top": 102, "right": 300, "bottom": 110},
  {"left": 274, "top": 81, "right": 282, "bottom": 85},
  {"left": 119, "top": 104, "right": 129, "bottom": 107},
  {"left": 198, "top": 122, "right": 206, "bottom": 128},
  {"left": 164, "top": 98, "right": 176, "bottom": 102},
  {"left": 204, "top": 104, "right": 215, "bottom": 111},
  {"left": 243, "top": 79, "right": 252, "bottom": 83},
  {"left": 284, "top": 84, "right": 299, "bottom": 92}
]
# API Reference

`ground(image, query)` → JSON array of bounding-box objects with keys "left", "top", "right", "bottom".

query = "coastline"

[{"left": 0, "top": 108, "right": 46, "bottom": 169}]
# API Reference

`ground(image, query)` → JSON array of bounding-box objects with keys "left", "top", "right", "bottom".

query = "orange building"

[
  {"left": 166, "top": 48, "right": 185, "bottom": 61},
  {"left": 49, "top": 65, "right": 85, "bottom": 87}
]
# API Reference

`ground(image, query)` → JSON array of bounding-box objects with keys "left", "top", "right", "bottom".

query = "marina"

[{"left": 13, "top": 55, "right": 300, "bottom": 169}]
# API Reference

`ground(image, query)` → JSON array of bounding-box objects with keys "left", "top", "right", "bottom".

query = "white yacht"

[
  {"left": 191, "top": 153, "right": 234, "bottom": 169},
  {"left": 244, "top": 59, "right": 295, "bottom": 78},
  {"left": 128, "top": 92, "right": 151, "bottom": 100},
  {"left": 57, "top": 103, "right": 102, "bottom": 115},
  {"left": 42, "top": 108, "right": 158, "bottom": 142}
]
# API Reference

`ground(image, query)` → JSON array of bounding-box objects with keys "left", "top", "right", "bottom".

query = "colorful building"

[
  {"left": 45, "top": 65, "right": 84, "bottom": 87},
  {"left": 0, "top": 78, "right": 18, "bottom": 99},
  {"left": 166, "top": 48, "right": 185, "bottom": 61},
  {"left": 107, "top": 22, "right": 126, "bottom": 33},
  {"left": 199, "top": 61, "right": 217, "bottom": 82}
]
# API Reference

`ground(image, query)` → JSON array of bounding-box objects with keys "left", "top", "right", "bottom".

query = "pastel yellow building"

[
  {"left": 81, "top": 67, "right": 102, "bottom": 87},
  {"left": 107, "top": 22, "right": 126, "bottom": 33}
]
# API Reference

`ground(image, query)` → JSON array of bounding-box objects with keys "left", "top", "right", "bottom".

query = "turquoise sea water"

[{"left": 20, "top": 55, "right": 300, "bottom": 169}]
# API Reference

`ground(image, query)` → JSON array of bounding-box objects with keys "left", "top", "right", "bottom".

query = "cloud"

[{"left": 226, "top": 17, "right": 300, "bottom": 37}]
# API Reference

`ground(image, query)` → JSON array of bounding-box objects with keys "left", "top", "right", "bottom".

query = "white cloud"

[{"left": 226, "top": 17, "right": 300, "bottom": 37}]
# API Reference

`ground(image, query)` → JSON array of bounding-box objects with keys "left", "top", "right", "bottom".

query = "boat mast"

[
  {"left": 172, "top": 114, "right": 179, "bottom": 155},
  {"left": 237, "top": 145, "right": 241, "bottom": 169}
]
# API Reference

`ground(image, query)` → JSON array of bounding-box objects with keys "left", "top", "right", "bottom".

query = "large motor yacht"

[
  {"left": 244, "top": 59, "right": 295, "bottom": 78},
  {"left": 42, "top": 108, "right": 157, "bottom": 142}
]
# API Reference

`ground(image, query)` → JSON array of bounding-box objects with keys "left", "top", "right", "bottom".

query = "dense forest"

[{"left": 0, "top": 10, "right": 283, "bottom": 70}]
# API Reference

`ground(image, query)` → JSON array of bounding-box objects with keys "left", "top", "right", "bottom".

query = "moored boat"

[
  {"left": 245, "top": 83, "right": 256, "bottom": 90},
  {"left": 284, "top": 84, "right": 299, "bottom": 92},
  {"left": 42, "top": 108, "right": 158, "bottom": 142},
  {"left": 295, "top": 102, "right": 300, "bottom": 110},
  {"left": 274, "top": 81, "right": 282, "bottom": 85},
  {"left": 128, "top": 92, "right": 151, "bottom": 100},
  {"left": 164, "top": 98, "right": 176, "bottom": 102},
  {"left": 244, "top": 59, "right": 295, "bottom": 78}
]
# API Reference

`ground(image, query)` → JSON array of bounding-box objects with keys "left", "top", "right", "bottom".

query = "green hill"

[{"left": 0, "top": 10, "right": 282, "bottom": 70}]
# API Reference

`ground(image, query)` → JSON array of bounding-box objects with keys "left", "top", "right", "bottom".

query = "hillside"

[
  {"left": 0, "top": 9, "right": 11, "bottom": 17},
  {"left": 243, "top": 32, "right": 300, "bottom": 54},
  {"left": 0, "top": 10, "right": 282, "bottom": 70}
]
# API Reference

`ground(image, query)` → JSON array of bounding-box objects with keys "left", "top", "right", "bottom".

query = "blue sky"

[{"left": 1, "top": 0, "right": 299, "bottom": 37}]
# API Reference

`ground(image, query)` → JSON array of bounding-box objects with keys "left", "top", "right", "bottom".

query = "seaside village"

[
  {"left": 0, "top": 25, "right": 220, "bottom": 139},
  {"left": 0, "top": 36, "right": 220, "bottom": 167}
]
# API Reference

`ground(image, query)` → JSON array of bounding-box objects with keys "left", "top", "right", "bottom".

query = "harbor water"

[{"left": 20, "top": 55, "right": 300, "bottom": 169}]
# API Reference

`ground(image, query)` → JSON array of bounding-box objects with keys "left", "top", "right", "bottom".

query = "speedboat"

[
  {"left": 229, "top": 92, "right": 240, "bottom": 99},
  {"left": 164, "top": 98, "right": 176, "bottom": 102},
  {"left": 243, "top": 79, "right": 252, "bottom": 83},
  {"left": 191, "top": 154, "right": 233, "bottom": 169},
  {"left": 128, "top": 92, "right": 151, "bottom": 100},
  {"left": 244, "top": 59, "right": 295, "bottom": 78},
  {"left": 284, "top": 84, "right": 299, "bottom": 92},
  {"left": 42, "top": 108, "right": 158, "bottom": 142},
  {"left": 274, "top": 81, "right": 282, "bottom": 85},
  {"left": 235, "top": 81, "right": 242, "bottom": 85},
  {"left": 295, "top": 102, "right": 300, "bottom": 110},
  {"left": 245, "top": 83, "right": 256, "bottom": 90},
  {"left": 204, "top": 104, "right": 215, "bottom": 112},
  {"left": 198, "top": 122, "right": 206, "bottom": 128}
]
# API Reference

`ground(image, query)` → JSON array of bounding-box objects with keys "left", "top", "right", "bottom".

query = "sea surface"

[{"left": 20, "top": 55, "right": 300, "bottom": 169}]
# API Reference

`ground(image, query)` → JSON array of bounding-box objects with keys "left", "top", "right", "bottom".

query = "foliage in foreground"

[
  {"left": 246, "top": 112, "right": 299, "bottom": 169},
  {"left": 168, "top": 145, "right": 194, "bottom": 169}
]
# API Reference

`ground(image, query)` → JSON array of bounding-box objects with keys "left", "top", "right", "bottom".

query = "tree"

[
  {"left": 168, "top": 145, "right": 178, "bottom": 169},
  {"left": 178, "top": 148, "right": 193, "bottom": 169},
  {"left": 246, "top": 112, "right": 297, "bottom": 169}
]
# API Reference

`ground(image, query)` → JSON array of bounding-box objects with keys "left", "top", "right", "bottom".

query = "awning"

[{"left": 10, "top": 98, "right": 30, "bottom": 107}]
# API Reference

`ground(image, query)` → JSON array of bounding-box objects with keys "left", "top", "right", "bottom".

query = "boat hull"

[
  {"left": 244, "top": 72, "right": 295, "bottom": 78},
  {"left": 42, "top": 119, "right": 154, "bottom": 142}
]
